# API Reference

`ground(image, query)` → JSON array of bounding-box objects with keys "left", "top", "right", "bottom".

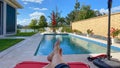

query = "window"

[
  {"left": 6, "top": 4, "right": 16, "bottom": 34},
  {"left": 0, "top": 1, "right": 3, "bottom": 35}
]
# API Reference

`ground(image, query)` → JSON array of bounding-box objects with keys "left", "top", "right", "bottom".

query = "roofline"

[{"left": 5, "top": 0, "right": 23, "bottom": 9}]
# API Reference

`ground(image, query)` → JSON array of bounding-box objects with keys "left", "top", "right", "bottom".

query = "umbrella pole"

[{"left": 107, "top": 0, "right": 112, "bottom": 60}]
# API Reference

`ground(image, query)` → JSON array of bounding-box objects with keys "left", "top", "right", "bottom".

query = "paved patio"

[{"left": 0, "top": 33, "right": 120, "bottom": 68}]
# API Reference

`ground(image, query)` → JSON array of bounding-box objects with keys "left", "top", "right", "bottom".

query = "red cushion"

[{"left": 14, "top": 61, "right": 90, "bottom": 68}]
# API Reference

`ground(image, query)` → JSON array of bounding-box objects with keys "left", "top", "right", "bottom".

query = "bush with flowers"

[
  {"left": 110, "top": 27, "right": 120, "bottom": 38},
  {"left": 86, "top": 29, "right": 94, "bottom": 37},
  {"left": 87, "top": 29, "right": 93, "bottom": 35}
]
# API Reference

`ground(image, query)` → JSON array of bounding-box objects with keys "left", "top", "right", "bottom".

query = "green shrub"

[
  {"left": 15, "top": 32, "right": 36, "bottom": 36},
  {"left": 55, "top": 27, "right": 59, "bottom": 30},
  {"left": 17, "top": 29, "right": 21, "bottom": 33},
  {"left": 72, "top": 29, "right": 77, "bottom": 33},
  {"left": 76, "top": 30, "right": 82, "bottom": 34},
  {"left": 62, "top": 27, "right": 72, "bottom": 33},
  {"left": 39, "top": 28, "right": 45, "bottom": 32},
  {"left": 110, "top": 27, "right": 120, "bottom": 38},
  {"left": 87, "top": 29, "right": 93, "bottom": 34},
  {"left": 72, "top": 29, "right": 82, "bottom": 34}
]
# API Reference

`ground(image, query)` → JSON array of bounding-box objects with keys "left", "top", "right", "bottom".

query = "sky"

[{"left": 17, "top": 0, "right": 120, "bottom": 26}]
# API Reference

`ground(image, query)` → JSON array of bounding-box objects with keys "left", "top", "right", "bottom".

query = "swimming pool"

[{"left": 35, "top": 34, "right": 120, "bottom": 56}]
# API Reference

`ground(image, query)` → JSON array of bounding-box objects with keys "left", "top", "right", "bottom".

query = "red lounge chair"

[
  {"left": 87, "top": 54, "right": 107, "bottom": 61},
  {"left": 14, "top": 61, "right": 90, "bottom": 68}
]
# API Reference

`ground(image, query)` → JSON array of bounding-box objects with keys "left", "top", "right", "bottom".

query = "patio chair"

[
  {"left": 14, "top": 61, "right": 90, "bottom": 68},
  {"left": 87, "top": 54, "right": 107, "bottom": 61}
]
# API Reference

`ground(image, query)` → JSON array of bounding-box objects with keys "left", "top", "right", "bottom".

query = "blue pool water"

[{"left": 35, "top": 34, "right": 120, "bottom": 56}]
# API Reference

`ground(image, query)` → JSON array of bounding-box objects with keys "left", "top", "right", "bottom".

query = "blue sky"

[{"left": 17, "top": 0, "right": 120, "bottom": 26}]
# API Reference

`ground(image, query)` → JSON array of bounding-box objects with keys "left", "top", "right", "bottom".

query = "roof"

[{"left": 5, "top": 0, "right": 23, "bottom": 9}]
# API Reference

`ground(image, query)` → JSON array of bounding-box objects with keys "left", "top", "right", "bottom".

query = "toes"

[
  {"left": 59, "top": 48, "right": 62, "bottom": 56},
  {"left": 47, "top": 55, "right": 52, "bottom": 62}
]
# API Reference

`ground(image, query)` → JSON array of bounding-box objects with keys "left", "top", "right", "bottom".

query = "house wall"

[
  {"left": 0, "top": 0, "right": 17, "bottom": 37},
  {"left": 72, "top": 13, "right": 120, "bottom": 38}
]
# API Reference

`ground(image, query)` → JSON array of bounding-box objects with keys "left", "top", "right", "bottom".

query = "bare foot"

[
  {"left": 53, "top": 40, "right": 60, "bottom": 52},
  {"left": 47, "top": 52, "right": 54, "bottom": 62},
  {"left": 47, "top": 40, "right": 60, "bottom": 62},
  {"left": 59, "top": 48, "right": 62, "bottom": 56}
]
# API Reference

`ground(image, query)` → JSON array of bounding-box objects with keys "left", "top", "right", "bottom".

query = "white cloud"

[
  {"left": 29, "top": 11, "right": 45, "bottom": 19},
  {"left": 22, "top": 0, "right": 44, "bottom": 4},
  {"left": 17, "top": 11, "right": 45, "bottom": 26},
  {"left": 17, "top": 19, "right": 30, "bottom": 26},
  {"left": 33, "top": 8, "right": 48, "bottom": 11},
  {"left": 99, "top": 6, "right": 120, "bottom": 14},
  {"left": 112, "top": 6, "right": 120, "bottom": 13},
  {"left": 99, "top": 8, "right": 108, "bottom": 14}
]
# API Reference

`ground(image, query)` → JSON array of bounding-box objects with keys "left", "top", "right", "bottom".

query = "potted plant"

[
  {"left": 72, "top": 29, "right": 77, "bottom": 34},
  {"left": 87, "top": 29, "right": 93, "bottom": 37},
  {"left": 110, "top": 27, "right": 120, "bottom": 43}
]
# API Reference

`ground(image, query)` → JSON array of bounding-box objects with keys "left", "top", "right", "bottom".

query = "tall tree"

[
  {"left": 52, "top": 11, "right": 56, "bottom": 26},
  {"left": 49, "top": 10, "right": 66, "bottom": 26},
  {"left": 74, "top": 0, "right": 80, "bottom": 11},
  {"left": 51, "top": 11, "right": 57, "bottom": 32},
  {"left": 79, "top": 5, "right": 96, "bottom": 19},
  {"left": 29, "top": 19, "right": 37, "bottom": 32},
  {"left": 94, "top": 10, "right": 102, "bottom": 16},
  {"left": 58, "top": 17, "right": 65, "bottom": 26},
  {"left": 66, "top": 4, "right": 97, "bottom": 24},
  {"left": 65, "top": 0, "right": 80, "bottom": 24},
  {"left": 65, "top": 11, "right": 76, "bottom": 25},
  {"left": 38, "top": 15, "right": 47, "bottom": 28},
  {"left": 74, "top": 0, "right": 80, "bottom": 21}
]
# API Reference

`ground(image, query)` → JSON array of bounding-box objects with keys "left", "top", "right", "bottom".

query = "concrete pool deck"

[{"left": 0, "top": 33, "right": 120, "bottom": 68}]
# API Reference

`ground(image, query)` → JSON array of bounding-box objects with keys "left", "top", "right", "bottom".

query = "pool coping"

[{"left": 69, "top": 33, "right": 120, "bottom": 49}]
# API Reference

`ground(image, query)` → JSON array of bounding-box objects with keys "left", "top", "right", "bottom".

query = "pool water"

[{"left": 35, "top": 34, "right": 120, "bottom": 56}]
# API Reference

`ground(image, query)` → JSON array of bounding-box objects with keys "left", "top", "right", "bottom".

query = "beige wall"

[{"left": 72, "top": 12, "right": 120, "bottom": 37}]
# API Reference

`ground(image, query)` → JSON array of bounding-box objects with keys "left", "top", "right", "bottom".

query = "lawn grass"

[
  {"left": 14, "top": 32, "right": 36, "bottom": 36},
  {"left": 0, "top": 39, "right": 24, "bottom": 52}
]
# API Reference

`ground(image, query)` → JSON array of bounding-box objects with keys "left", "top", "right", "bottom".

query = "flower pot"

[
  {"left": 111, "top": 38, "right": 119, "bottom": 43},
  {"left": 111, "top": 38, "right": 115, "bottom": 43},
  {"left": 87, "top": 34, "right": 91, "bottom": 37}
]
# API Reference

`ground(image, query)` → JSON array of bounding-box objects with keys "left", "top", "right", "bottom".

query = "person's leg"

[
  {"left": 43, "top": 48, "right": 62, "bottom": 68},
  {"left": 44, "top": 40, "right": 69, "bottom": 68},
  {"left": 44, "top": 40, "right": 61, "bottom": 68},
  {"left": 42, "top": 63, "right": 52, "bottom": 68},
  {"left": 47, "top": 40, "right": 61, "bottom": 62},
  {"left": 51, "top": 48, "right": 65, "bottom": 67}
]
